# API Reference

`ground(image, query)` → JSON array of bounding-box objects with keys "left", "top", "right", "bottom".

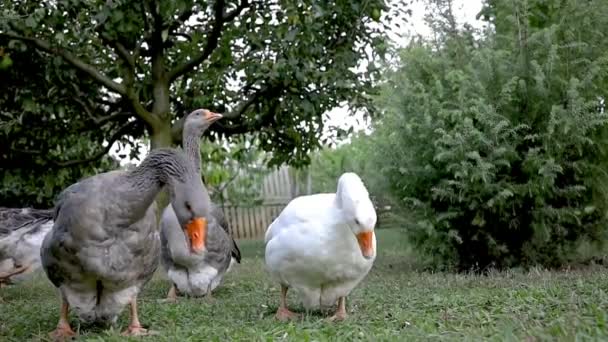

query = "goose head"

[
  {"left": 336, "top": 172, "right": 377, "bottom": 260},
  {"left": 183, "top": 108, "right": 223, "bottom": 136},
  {"left": 170, "top": 174, "right": 213, "bottom": 254}
]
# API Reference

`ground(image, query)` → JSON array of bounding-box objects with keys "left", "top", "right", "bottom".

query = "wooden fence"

[
  {"left": 221, "top": 166, "right": 311, "bottom": 240},
  {"left": 222, "top": 202, "right": 288, "bottom": 240}
]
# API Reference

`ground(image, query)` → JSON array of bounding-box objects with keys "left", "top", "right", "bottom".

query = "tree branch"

[
  {"left": 52, "top": 121, "right": 138, "bottom": 167},
  {"left": 224, "top": 84, "right": 270, "bottom": 119},
  {"left": 92, "top": 97, "right": 119, "bottom": 107},
  {"left": 74, "top": 97, "right": 131, "bottom": 126},
  {"left": 171, "top": 32, "right": 193, "bottom": 42},
  {"left": 98, "top": 32, "right": 135, "bottom": 68},
  {"left": 170, "top": 83, "right": 271, "bottom": 144},
  {"left": 216, "top": 100, "right": 279, "bottom": 136},
  {"left": 0, "top": 32, "right": 127, "bottom": 96},
  {"left": 140, "top": 1, "right": 150, "bottom": 32},
  {"left": 135, "top": 1, "right": 151, "bottom": 60},
  {"left": 168, "top": 8, "right": 195, "bottom": 33},
  {"left": 8, "top": 121, "right": 138, "bottom": 168},
  {"left": 147, "top": 0, "right": 163, "bottom": 41},
  {"left": 168, "top": 0, "right": 251, "bottom": 82},
  {"left": 217, "top": 171, "right": 240, "bottom": 193},
  {"left": 223, "top": 0, "right": 250, "bottom": 22},
  {"left": 10, "top": 147, "right": 42, "bottom": 155},
  {"left": 69, "top": 85, "right": 130, "bottom": 127},
  {"left": 128, "top": 94, "right": 159, "bottom": 128}
]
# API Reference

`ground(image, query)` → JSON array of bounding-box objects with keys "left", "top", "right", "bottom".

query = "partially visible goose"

[
  {"left": 160, "top": 109, "right": 241, "bottom": 301},
  {"left": 264, "top": 172, "right": 377, "bottom": 321},
  {"left": 41, "top": 148, "right": 210, "bottom": 340},
  {"left": 0, "top": 207, "right": 53, "bottom": 285}
]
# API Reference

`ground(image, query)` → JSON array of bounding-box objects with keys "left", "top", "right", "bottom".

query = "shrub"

[{"left": 372, "top": 0, "right": 608, "bottom": 270}]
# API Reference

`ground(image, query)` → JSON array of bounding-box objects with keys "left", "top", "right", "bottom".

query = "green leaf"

[
  {"left": 25, "top": 16, "right": 36, "bottom": 28},
  {"left": 371, "top": 8, "right": 381, "bottom": 21},
  {"left": 0, "top": 55, "right": 13, "bottom": 70},
  {"left": 285, "top": 28, "right": 298, "bottom": 41},
  {"left": 55, "top": 32, "right": 65, "bottom": 43}
]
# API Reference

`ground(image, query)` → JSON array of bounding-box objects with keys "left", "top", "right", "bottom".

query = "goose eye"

[
  {"left": 354, "top": 218, "right": 360, "bottom": 225},
  {"left": 185, "top": 202, "right": 192, "bottom": 211}
]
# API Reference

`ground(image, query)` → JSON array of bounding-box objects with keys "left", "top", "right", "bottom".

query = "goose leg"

[
  {"left": 205, "top": 283, "right": 215, "bottom": 303},
  {"left": 0, "top": 264, "right": 30, "bottom": 284},
  {"left": 275, "top": 284, "right": 300, "bottom": 321},
  {"left": 49, "top": 298, "right": 76, "bottom": 341},
  {"left": 165, "top": 284, "right": 178, "bottom": 302},
  {"left": 326, "top": 297, "right": 347, "bottom": 322},
  {"left": 121, "top": 297, "right": 157, "bottom": 336}
]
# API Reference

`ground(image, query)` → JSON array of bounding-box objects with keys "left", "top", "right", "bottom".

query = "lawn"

[{"left": 1, "top": 228, "right": 608, "bottom": 341}]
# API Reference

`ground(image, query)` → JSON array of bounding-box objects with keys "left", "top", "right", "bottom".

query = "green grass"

[{"left": 2, "top": 229, "right": 608, "bottom": 341}]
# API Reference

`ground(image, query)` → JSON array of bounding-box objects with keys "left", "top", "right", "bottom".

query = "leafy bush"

[
  {"left": 371, "top": 0, "right": 608, "bottom": 270},
  {"left": 200, "top": 135, "right": 269, "bottom": 206},
  {"left": 309, "top": 132, "right": 401, "bottom": 227}
]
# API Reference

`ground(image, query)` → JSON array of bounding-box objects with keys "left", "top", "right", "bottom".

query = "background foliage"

[
  {"left": 311, "top": 0, "right": 608, "bottom": 270},
  {"left": 200, "top": 135, "right": 269, "bottom": 206},
  {"left": 3, "top": 0, "right": 608, "bottom": 271},
  {"left": 0, "top": 46, "right": 123, "bottom": 206}
]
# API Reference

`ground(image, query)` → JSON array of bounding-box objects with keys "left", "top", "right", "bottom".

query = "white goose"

[{"left": 264, "top": 172, "right": 377, "bottom": 321}]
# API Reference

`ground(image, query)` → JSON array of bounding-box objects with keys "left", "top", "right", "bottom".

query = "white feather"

[
  {"left": 168, "top": 264, "right": 220, "bottom": 297},
  {"left": 264, "top": 172, "right": 377, "bottom": 310}
]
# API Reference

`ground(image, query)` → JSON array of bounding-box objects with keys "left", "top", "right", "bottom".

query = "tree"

[
  {"left": 0, "top": 42, "right": 124, "bottom": 207},
  {"left": 0, "top": 0, "right": 406, "bottom": 206},
  {"left": 1, "top": 0, "right": 397, "bottom": 159}
]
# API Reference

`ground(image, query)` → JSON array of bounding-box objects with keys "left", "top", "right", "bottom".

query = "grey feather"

[
  {"left": 40, "top": 147, "right": 208, "bottom": 325},
  {"left": 210, "top": 203, "right": 241, "bottom": 263},
  {"left": 160, "top": 109, "right": 240, "bottom": 297},
  {"left": 0, "top": 207, "right": 53, "bottom": 238},
  {"left": 0, "top": 207, "right": 53, "bottom": 283}
]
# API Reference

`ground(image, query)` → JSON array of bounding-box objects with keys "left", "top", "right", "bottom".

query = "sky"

[
  {"left": 322, "top": 0, "right": 485, "bottom": 143},
  {"left": 110, "top": 0, "right": 484, "bottom": 165}
]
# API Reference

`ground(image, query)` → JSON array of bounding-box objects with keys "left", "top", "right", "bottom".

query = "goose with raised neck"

[
  {"left": 180, "top": 109, "right": 242, "bottom": 258},
  {"left": 160, "top": 109, "right": 241, "bottom": 301},
  {"left": 40, "top": 147, "right": 209, "bottom": 340}
]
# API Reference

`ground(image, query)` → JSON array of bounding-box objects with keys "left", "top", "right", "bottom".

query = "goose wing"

[
  {"left": 0, "top": 207, "right": 53, "bottom": 238},
  {"left": 210, "top": 203, "right": 241, "bottom": 263}
]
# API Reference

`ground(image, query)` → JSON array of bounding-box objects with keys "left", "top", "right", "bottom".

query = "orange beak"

[
  {"left": 186, "top": 217, "right": 207, "bottom": 254},
  {"left": 204, "top": 111, "right": 223, "bottom": 123},
  {"left": 356, "top": 231, "right": 374, "bottom": 259}
]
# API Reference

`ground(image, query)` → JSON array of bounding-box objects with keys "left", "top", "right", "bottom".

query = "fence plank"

[
  {"left": 246, "top": 207, "right": 253, "bottom": 239},
  {"left": 238, "top": 207, "right": 246, "bottom": 239},
  {"left": 220, "top": 203, "right": 290, "bottom": 240},
  {"left": 218, "top": 166, "right": 306, "bottom": 240}
]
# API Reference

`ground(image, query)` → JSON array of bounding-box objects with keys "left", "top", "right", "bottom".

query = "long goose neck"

[
  {"left": 125, "top": 148, "right": 192, "bottom": 214},
  {"left": 183, "top": 126, "right": 202, "bottom": 175}
]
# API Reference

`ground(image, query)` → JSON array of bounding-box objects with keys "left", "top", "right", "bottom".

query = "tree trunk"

[
  {"left": 149, "top": 121, "right": 173, "bottom": 218},
  {"left": 150, "top": 122, "right": 173, "bottom": 149}
]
